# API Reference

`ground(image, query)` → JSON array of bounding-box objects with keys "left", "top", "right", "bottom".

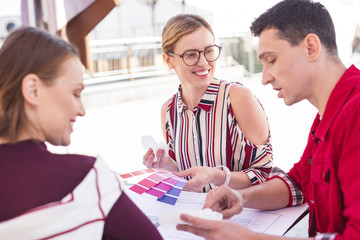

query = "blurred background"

[{"left": 1, "top": 0, "right": 360, "bottom": 174}]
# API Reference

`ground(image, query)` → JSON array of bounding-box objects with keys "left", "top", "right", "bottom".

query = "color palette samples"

[
  {"left": 129, "top": 171, "right": 171, "bottom": 195},
  {"left": 120, "top": 168, "right": 156, "bottom": 179},
  {"left": 157, "top": 180, "right": 186, "bottom": 205},
  {"left": 121, "top": 169, "right": 187, "bottom": 205}
]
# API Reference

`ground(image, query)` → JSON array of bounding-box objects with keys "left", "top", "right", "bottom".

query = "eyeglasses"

[{"left": 168, "top": 45, "right": 222, "bottom": 66}]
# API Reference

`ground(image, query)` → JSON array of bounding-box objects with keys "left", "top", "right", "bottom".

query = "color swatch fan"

[{"left": 120, "top": 169, "right": 187, "bottom": 205}]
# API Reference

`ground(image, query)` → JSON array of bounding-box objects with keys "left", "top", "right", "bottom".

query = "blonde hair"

[{"left": 162, "top": 14, "right": 214, "bottom": 54}]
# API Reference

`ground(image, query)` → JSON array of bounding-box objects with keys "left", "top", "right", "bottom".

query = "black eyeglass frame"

[{"left": 167, "top": 44, "right": 222, "bottom": 66}]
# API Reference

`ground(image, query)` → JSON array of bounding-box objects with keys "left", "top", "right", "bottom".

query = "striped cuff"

[
  {"left": 269, "top": 167, "right": 304, "bottom": 206},
  {"left": 243, "top": 168, "right": 267, "bottom": 185}
]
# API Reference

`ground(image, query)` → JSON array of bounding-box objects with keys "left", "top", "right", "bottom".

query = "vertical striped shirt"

[{"left": 165, "top": 78, "right": 273, "bottom": 192}]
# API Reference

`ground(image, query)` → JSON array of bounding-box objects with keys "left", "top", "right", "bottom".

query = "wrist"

[{"left": 215, "top": 165, "right": 231, "bottom": 186}]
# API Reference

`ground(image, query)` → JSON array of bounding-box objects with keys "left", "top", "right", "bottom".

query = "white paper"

[
  {"left": 125, "top": 187, "right": 308, "bottom": 240},
  {"left": 158, "top": 208, "right": 223, "bottom": 224}
]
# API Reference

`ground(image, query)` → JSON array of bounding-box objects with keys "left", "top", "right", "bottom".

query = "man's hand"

[{"left": 204, "top": 185, "right": 243, "bottom": 219}]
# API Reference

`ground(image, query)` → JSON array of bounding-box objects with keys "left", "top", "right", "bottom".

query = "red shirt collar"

[{"left": 315, "top": 65, "right": 360, "bottom": 140}]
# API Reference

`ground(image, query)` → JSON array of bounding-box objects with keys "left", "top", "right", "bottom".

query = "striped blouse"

[{"left": 165, "top": 78, "right": 273, "bottom": 191}]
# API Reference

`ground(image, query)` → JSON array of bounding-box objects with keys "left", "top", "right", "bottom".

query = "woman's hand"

[
  {"left": 174, "top": 166, "right": 219, "bottom": 192},
  {"left": 142, "top": 148, "right": 177, "bottom": 171}
]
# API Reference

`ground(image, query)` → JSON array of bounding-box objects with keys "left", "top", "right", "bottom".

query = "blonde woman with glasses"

[{"left": 143, "top": 14, "right": 273, "bottom": 192}]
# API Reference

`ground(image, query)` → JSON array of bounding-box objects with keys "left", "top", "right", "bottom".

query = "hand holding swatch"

[{"left": 141, "top": 135, "right": 168, "bottom": 162}]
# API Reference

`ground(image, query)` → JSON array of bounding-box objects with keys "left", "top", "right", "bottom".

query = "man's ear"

[
  {"left": 303, "top": 33, "right": 321, "bottom": 62},
  {"left": 22, "top": 73, "right": 40, "bottom": 106},
  {"left": 163, "top": 53, "right": 174, "bottom": 69}
]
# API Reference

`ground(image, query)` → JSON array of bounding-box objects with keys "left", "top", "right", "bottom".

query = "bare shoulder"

[
  {"left": 228, "top": 83, "right": 269, "bottom": 145},
  {"left": 228, "top": 83, "right": 257, "bottom": 107}
]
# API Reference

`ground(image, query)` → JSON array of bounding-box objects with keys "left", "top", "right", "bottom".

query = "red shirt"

[{"left": 277, "top": 65, "right": 360, "bottom": 239}]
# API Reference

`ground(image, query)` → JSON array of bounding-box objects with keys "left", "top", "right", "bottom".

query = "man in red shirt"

[{"left": 175, "top": 0, "right": 360, "bottom": 239}]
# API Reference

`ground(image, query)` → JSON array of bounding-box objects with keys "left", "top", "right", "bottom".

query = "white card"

[
  {"left": 158, "top": 208, "right": 223, "bottom": 224},
  {"left": 141, "top": 135, "right": 168, "bottom": 162}
]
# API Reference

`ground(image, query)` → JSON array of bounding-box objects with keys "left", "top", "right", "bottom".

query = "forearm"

[
  {"left": 228, "top": 171, "right": 252, "bottom": 188},
  {"left": 178, "top": 213, "right": 313, "bottom": 240},
  {"left": 241, "top": 177, "right": 289, "bottom": 210},
  {"left": 210, "top": 168, "right": 252, "bottom": 188}
]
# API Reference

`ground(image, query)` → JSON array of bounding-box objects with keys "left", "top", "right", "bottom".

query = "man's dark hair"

[{"left": 250, "top": 0, "right": 338, "bottom": 56}]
